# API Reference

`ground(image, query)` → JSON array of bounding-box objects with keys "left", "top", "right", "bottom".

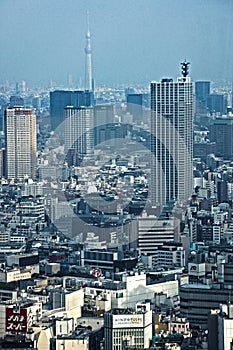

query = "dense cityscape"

[{"left": 1, "top": 1, "right": 233, "bottom": 350}]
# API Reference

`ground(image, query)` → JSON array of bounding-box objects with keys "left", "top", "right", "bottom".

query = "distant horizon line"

[{"left": 0, "top": 78, "right": 233, "bottom": 90}]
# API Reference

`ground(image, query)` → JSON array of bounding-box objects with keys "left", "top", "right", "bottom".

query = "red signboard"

[
  {"left": 6, "top": 307, "right": 27, "bottom": 334},
  {"left": 92, "top": 269, "right": 102, "bottom": 278}
]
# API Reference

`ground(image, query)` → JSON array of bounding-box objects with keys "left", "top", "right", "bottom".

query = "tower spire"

[
  {"left": 84, "top": 11, "right": 93, "bottom": 91},
  {"left": 87, "top": 10, "right": 90, "bottom": 36}
]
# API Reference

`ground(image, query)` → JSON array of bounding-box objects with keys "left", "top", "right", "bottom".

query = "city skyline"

[
  {"left": 2, "top": 2, "right": 233, "bottom": 349},
  {"left": 0, "top": 0, "right": 233, "bottom": 87}
]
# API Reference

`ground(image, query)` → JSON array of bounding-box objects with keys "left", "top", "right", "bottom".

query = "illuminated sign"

[{"left": 6, "top": 307, "right": 27, "bottom": 334}]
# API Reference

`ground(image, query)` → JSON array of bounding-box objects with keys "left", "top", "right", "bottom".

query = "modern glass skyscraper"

[
  {"left": 5, "top": 107, "right": 36, "bottom": 180},
  {"left": 195, "top": 81, "right": 210, "bottom": 106},
  {"left": 150, "top": 71, "right": 194, "bottom": 208},
  {"left": 209, "top": 117, "right": 233, "bottom": 159},
  {"left": 126, "top": 93, "right": 143, "bottom": 122},
  {"left": 50, "top": 90, "right": 94, "bottom": 130},
  {"left": 206, "top": 93, "right": 227, "bottom": 114}
]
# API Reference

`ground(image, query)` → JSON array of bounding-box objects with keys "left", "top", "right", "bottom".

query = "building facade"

[
  {"left": 195, "top": 81, "right": 210, "bottom": 106},
  {"left": 50, "top": 90, "right": 94, "bottom": 130},
  {"left": 150, "top": 75, "right": 194, "bottom": 207},
  {"left": 137, "top": 215, "right": 179, "bottom": 255},
  {"left": 64, "top": 106, "right": 94, "bottom": 159},
  {"left": 126, "top": 93, "right": 143, "bottom": 122},
  {"left": 4, "top": 107, "right": 36, "bottom": 180},
  {"left": 104, "top": 302, "right": 152, "bottom": 350},
  {"left": 94, "top": 104, "right": 115, "bottom": 145},
  {"left": 209, "top": 118, "right": 233, "bottom": 159},
  {"left": 207, "top": 93, "right": 227, "bottom": 114}
]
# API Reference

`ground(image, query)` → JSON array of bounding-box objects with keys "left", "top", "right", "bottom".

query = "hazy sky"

[{"left": 1, "top": 0, "right": 233, "bottom": 87}]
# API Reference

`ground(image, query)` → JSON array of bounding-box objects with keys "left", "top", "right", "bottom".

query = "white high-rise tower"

[
  {"left": 84, "top": 13, "right": 93, "bottom": 91},
  {"left": 64, "top": 106, "right": 94, "bottom": 157},
  {"left": 150, "top": 62, "right": 194, "bottom": 208},
  {"left": 5, "top": 107, "right": 36, "bottom": 180}
]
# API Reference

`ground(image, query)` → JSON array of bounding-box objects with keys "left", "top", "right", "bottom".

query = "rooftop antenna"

[{"left": 180, "top": 60, "right": 190, "bottom": 77}]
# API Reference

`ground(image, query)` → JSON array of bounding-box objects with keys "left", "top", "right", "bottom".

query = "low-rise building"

[
  {"left": 104, "top": 302, "right": 152, "bottom": 350},
  {"left": 208, "top": 303, "right": 233, "bottom": 350},
  {"left": 0, "top": 299, "right": 42, "bottom": 338}
]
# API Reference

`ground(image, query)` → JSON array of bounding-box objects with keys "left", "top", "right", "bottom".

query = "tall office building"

[
  {"left": 0, "top": 96, "right": 8, "bottom": 131},
  {"left": 9, "top": 96, "right": 24, "bottom": 108},
  {"left": 84, "top": 14, "right": 93, "bottom": 91},
  {"left": 64, "top": 106, "right": 94, "bottom": 159},
  {"left": 209, "top": 117, "right": 233, "bottom": 159},
  {"left": 126, "top": 93, "right": 143, "bottom": 122},
  {"left": 0, "top": 149, "right": 4, "bottom": 178},
  {"left": 150, "top": 63, "right": 194, "bottom": 207},
  {"left": 206, "top": 93, "right": 227, "bottom": 114},
  {"left": 195, "top": 81, "right": 210, "bottom": 106},
  {"left": 5, "top": 107, "right": 36, "bottom": 180},
  {"left": 232, "top": 82, "right": 233, "bottom": 110},
  {"left": 50, "top": 90, "right": 94, "bottom": 130},
  {"left": 94, "top": 104, "right": 114, "bottom": 145}
]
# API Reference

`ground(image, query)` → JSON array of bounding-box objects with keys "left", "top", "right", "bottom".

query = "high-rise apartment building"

[
  {"left": 64, "top": 106, "right": 94, "bottom": 159},
  {"left": 150, "top": 65, "right": 194, "bottom": 207},
  {"left": 208, "top": 303, "right": 233, "bottom": 350},
  {"left": 4, "top": 107, "right": 36, "bottom": 180}
]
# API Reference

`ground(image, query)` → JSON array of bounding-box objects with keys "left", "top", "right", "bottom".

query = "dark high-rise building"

[
  {"left": 193, "top": 141, "right": 216, "bottom": 161},
  {"left": 50, "top": 90, "right": 94, "bottom": 130},
  {"left": 0, "top": 148, "right": 4, "bottom": 177},
  {"left": 0, "top": 96, "right": 8, "bottom": 131},
  {"left": 32, "top": 96, "right": 41, "bottom": 110},
  {"left": 209, "top": 118, "right": 233, "bottom": 158},
  {"left": 216, "top": 179, "right": 228, "bottom": 203},
  {"left": 206, "top": 94, "right": 227, "bottom": 114},
  {"left": 150, "top": 63, "right": 194, "bottom": 207},
  {"left": 195, "top": 81, "right": 210, "bottom": 106},
  {"left": 126, "top": 93, "right": 143, "bottom": 122},
  {"left": 232, "top": 82, "right": 233, "bottom": 109},
  {"left": 94, "top": 104, "right": 114, "bottom": 145},
  {"left": 10, "top": 96, "right": 24, "bottom": 107}
]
